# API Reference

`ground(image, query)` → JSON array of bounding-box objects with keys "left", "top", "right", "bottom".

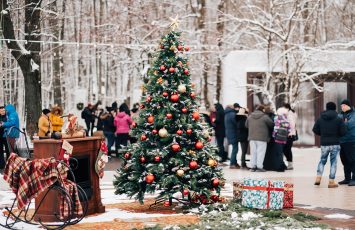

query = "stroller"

[{"left": 1, "top": 127, "right": 88, "bottom": 230}]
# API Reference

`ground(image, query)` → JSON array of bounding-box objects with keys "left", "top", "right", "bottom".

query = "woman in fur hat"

[{"left": 49, "top": 106, "right": 64, "bottom": 133}]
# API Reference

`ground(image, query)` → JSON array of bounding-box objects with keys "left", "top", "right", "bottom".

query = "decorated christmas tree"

[{"left": 113, "top": 22, "right": 224, "bottom": 206}]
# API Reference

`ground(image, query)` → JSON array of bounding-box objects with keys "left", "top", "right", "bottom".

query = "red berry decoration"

[
  {"left": 163, "top": 92, "right": 168, "bottom": 97},
  {"left": 169, "top": 67, "right": 175, "bottom": 73},
  {"left": 212, "top": 178, "right": 219, "bottom": 187},
  {"left": 172, "top": 144, "right": 180, "bottom": 152},
  {"left": 185, "top": 46, "right": 190, "bottom": 51},
  {"left": 189, "top": 161, "right": 198, "bottom": 170},
  {"left": 190, "top": 92, "right": 196, "bottom": 99},
  {"left": 177, "top": 45, "right": 183, "bottom": 51},
  {"left": 146, "top": 96, "right": 152, "bottom": 102},
  {"left": 146, "top": 174, "right": 155, "bottom": 184},
  {"left": 124, "top": 153, "right": 130, "bottom": 159},
  {"left": 132, "top": 122, "right": 137, "bottom": 128},
  {"left": 166, "top": 113, "right": 173, "bottom": 119},
  {"left": 192, "top": 111, "right": 200, "bottom": 120},
  {"left": 147, "top": 116, "right": 154, "bottom": 124},
  {"left": 195, "top": 141, "right": 204, "bottom": 150},
  {"left": 140, "top": 156, "right": 146, "bottom": 163},
  {"left": 186, "top": 129, "right": 192, "bottom": 135},
  {"left": 170, "top": 94, "right": 179, "bottom": 102},
  {"left": 154, "top": 156, "right": 161, "bottom": 162},
  {"left": 152, "top": 129, "right": 158, "bottom": 134},
  {"left": 176, "top": 130, "right": 183, "bottom": 135},
  {"left": 184, "top": 69, "right": 189, "bottom": 75},
  {"left": 183, "top": 189, "right": 189, "bottom": 196},
  {"left": 140, "top": 104, "right": 145, "bottom": 109},
  {"left": 141, "top": 134, "right": 147, "bottom": 141},
  {"left": 160, "top": 44, "right": 164, "bottom": 49},
  {"left": 210, "top": 195, "right": 219, "bottom": 202},
  {"left": 181, "top": 108, "right": 188, "bottom": 113},
  {"left": 163, "top": 201, "right": 170, "bottom": 207},
  {"left": 160, "top": 65, "right": 166, "bottom": 71}
]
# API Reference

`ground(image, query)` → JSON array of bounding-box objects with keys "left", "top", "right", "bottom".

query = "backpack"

[
  {"left": 274, "top": 120, "right": 289, "bottom": 142},
  {"left": 81, "top": 109, "right": 86, "bottom": 119}
]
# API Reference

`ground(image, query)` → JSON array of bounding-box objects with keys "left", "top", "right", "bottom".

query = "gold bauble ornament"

[
  {"left": 203, "top": 130, "right": 210, "bottom": 138},
  {"left": 159, "top": 128, "right": 168, "bottom": 138},
  {"left": 178, "top": 84, "right": 187, "bottom": 93},
  {"left": 188, "top": 150, "right": 196, "bottom": 155},
  {"left": 176, "top": 169, "right": 184, "bottom": 177},
  {"left": 208, "top": 159, "right": 217, "bottom": 167}
]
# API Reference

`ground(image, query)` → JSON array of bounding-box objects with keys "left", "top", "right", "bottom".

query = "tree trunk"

[
  {"left": 216, "top": 0, "right": 225, "bottom": 103},
  {"left": 1, "top": 0, "right": 42, "bottom": 135}
]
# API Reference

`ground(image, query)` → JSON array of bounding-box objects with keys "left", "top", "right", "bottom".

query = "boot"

[
  {"left": 328, "top": 179, "right": 338, "bottom": 188},
  {"left": 314, "top": 176, "right": 321, "bottom": 185},
  {"left": 287, "top": 162, "right": 293, "bottom": 170}
]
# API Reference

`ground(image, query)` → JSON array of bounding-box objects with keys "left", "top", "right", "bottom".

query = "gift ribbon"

[{"left": 243, "top": 181, "right": 284, "bottom": 209}]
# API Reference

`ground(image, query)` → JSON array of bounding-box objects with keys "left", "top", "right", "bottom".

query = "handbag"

[{"left": 292, "top": 130, "right": 298, "bottom": 141}]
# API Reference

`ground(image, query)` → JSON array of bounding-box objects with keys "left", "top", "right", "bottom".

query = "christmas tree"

[{"left": 113, "top": 23, "right": 224, "bottom": 206}]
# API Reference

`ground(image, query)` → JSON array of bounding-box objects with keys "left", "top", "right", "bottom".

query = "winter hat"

[
  {"left": 42, "top": 109, "right": 51, "bottom": 115},
  {"left": 341, "top": 99, "right": 351, "bottom": 107},
  {"left": 326, "top": 102, "right": 336, "bottom": 111},
  {"left": 233, "top": 103, "right": 241, "bottom": 109}
]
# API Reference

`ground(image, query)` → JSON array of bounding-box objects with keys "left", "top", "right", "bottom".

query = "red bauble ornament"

[
  {"left": 154, "top": 156, "right": 161, "bottom": 162},
  {"left": 166, "top": 113, "right": 173, "bottom": 119},
  {"left": 152, "top": 129, "right": 158, "bottom": 134},
  {"left": 140, "top": 156, "right": 146, "bottom": 163},
  {"left": 146, "top": 174, "right": 155, "bottom": 184},
  {"left": 192, "top": 112, "right": 200, "bottom": 120},
  {"left": 183, "top": 189, "right": 189, "bottom": 196},
  {"left": 189, "top": 161, "right": 198, "bottom": 170},
  {"left": 160, "top": 44, "right": 164, "bottom": 49},
  {"left": 184, "top": 69, "right": 189, "bottom": 74},
  {"left": 140, "top": 104, "right": 145, "bottom": 109},
  {"left": 160, "top": 65, "right": 166, "bottom": 71},
  {"left": 190, "top": 92, "right": 196, "bottom": 99},
  {"left": 210, "top": 195, "right": 219, "bottom": 202},
  {"left": 163, "top": 92, "right": 168, "bottom": 97},
  {"left": 182, "top": 108, "right": 188, "bottom": 113},
  {"left": 172, "top": 144, "right": 181, "bottom": 152},
  {"left": 185, "top": 46, "right": 190, "bottom": 51},
  {"left": 212, "top": 178, "right": 219, "bottom": 187},
  {"left": 147, "top": 116, "right": 154, "bottom": 123},
  {"left": 141, "top": 134, "right": 147, "bottom": 141},
  {"left": 177, "top": 45, "right": 183, "bottom": 51},
  {"left": 170, "top": 94, "right": 179, "bottom": 102},
  {"left": 163, "top": 201, "right": 170, "bottom": 207},
  {"left": 195, "top": 141, "right": 204, "bottom": 150},
  {"left": 176, "top": 130, "right": 183, "bottom": 135},
  {"left": 186, "top": 129, "right": 192, "bottom": 135},
  {"left": 146, "top": 96, "right": 152, "bottom": 102},
  {"left": 169, "top": 67, "right": 175, "bottom": 73},
  {"left": 124, "top": 153, "right": 130, "bottom": 159},
  {"left": 132, "top": 122, "right": 137, "bottom": 128}
]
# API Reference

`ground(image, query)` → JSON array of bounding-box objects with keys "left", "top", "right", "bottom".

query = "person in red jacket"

[{"left": 114, "top": 103, "right": 132, "bottom": 151}]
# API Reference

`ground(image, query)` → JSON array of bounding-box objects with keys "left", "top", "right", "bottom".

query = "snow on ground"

[{"left": 324, "top": 213, "right": 353, "bottom": 219}]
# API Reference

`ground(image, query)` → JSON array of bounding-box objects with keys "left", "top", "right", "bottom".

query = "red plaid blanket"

[{"left": 3, "top": 153, "right": 83, "bottom": 218}]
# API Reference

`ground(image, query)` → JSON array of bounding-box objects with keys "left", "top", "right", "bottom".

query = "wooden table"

[{"left": 33, "top": 137, "right": 105, "bottom": 222}]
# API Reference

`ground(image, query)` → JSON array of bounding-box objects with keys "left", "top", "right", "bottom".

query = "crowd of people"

[
  {"left": 212, "top": 102, "right": 297, "bottom": 173},
  {"left": 0, "top": 98, "right": 354, "bottom": 188}
]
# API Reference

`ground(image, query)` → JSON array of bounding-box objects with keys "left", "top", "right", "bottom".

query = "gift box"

[
  {"left": 283, "top": 183, "right": 293, "bottom": 208},
  {"left": 233, "top": 181, "right": 243, "bottom": 200},
  {"left": 242, "top": 179, "right": 284, "bottom": 210}
]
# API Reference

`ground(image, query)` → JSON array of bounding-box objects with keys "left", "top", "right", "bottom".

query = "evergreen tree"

[{"left": 113, "top": 28, "right": 224, "bottom": 205}]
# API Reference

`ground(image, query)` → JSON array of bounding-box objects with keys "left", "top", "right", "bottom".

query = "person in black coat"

[
  {"left": 101, "top": 108, "right": 116, "bottom": 155},
  {"left": 213, "top": 103, "right": 226, "bottom": 162},
  {"left": 236, "top": 108, "right": 249, "bottom": 168},
  {"left": 225, "top": 104, "right": 239, "bottom": 168},
  {"left": 313, "top": 102, "right": 346, "bottom": 187},
  {"left": 82, "top": 104, "right": 95, "bottom": 136}
]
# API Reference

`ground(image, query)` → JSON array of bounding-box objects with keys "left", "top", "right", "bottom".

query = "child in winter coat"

[
  {"left": 38, "top": 109, "right": 52, "bottom": 138},
  {"left": 49, "top": 106, "right": 64, "bottom": 133},
  {"left": 114, "top": 104, "right": 133, "bottom": 151}
]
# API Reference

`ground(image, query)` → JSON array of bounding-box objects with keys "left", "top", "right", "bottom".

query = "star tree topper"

[{"left": 169, "top": 15, "right": 181, "bottom": 31}]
